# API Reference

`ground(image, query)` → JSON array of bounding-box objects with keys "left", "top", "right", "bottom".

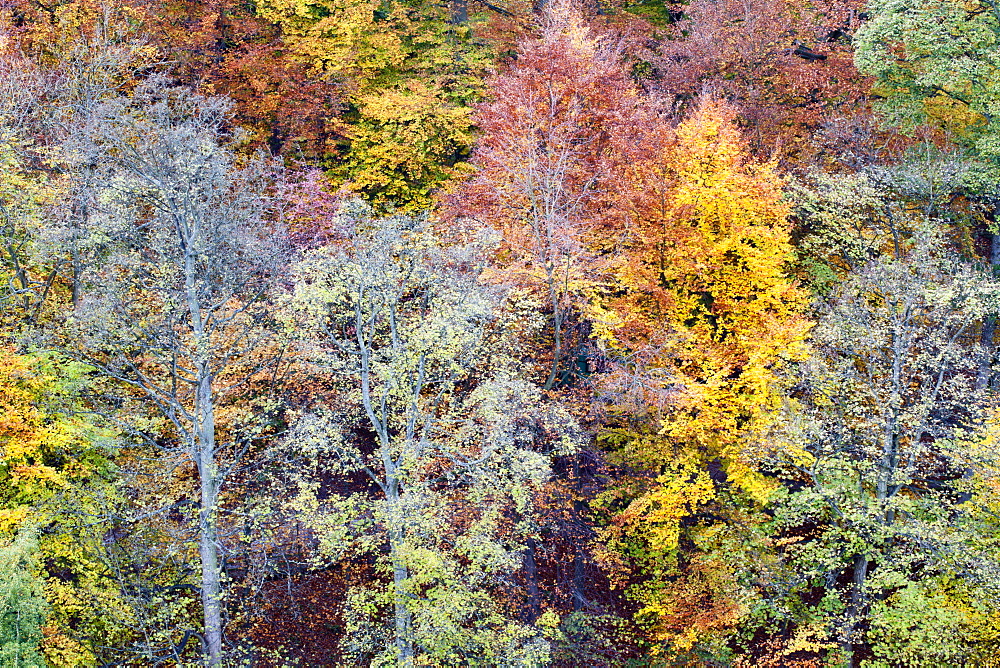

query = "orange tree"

[{"left": 457, "top": 2, "right": 645, "bottom": 390}]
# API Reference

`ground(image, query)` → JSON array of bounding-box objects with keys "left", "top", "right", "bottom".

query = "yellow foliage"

[
  {"left": 344, "top": 81, "right": 474, "bottom": 208},
  {"left": 604, "top": 99, "right": 811, "bottom": 487},
  {"left": 597, "top": 100, "right": 811, "bottom": 649},
  {"left": 257, "top": 0, "right": 404, "bottom": 77}
]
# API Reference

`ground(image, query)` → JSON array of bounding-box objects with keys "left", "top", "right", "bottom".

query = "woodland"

[{"left": 1, "top": 0, "right": 1000, "bottom": 664}]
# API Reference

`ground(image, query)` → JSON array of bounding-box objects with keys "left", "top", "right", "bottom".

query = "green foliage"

[
  {"left": 763, "top": 227, "right": 1000, "bottom": 661},
  {"left": 788, "top": 149, "right": 980, "bottom": 294},
  {"left": 855, "top": 0, "right": 1000, "bottom": 160},
  {"left": 287, "top": 205, "right": 580, "bottom": 664},
  {"left": 866, "top": 582, "right": 982, "bottom": 666},
  {"left": 336, "top": 83, "right": 474, "bottom": 209},
  {"left": 0, "top": 528, "right": 46, "bottom": 668}
]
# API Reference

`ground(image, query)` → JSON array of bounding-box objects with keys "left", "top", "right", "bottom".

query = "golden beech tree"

[
  {"left": 596, "top": 99, "right": 811, "bottom": 651},
  {"left": 255, "top": 0, "right": 492, "bottom": 208}
]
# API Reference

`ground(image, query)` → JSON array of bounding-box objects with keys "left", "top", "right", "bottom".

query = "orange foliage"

[{"left": 602, "top": 100, "right": 810, "bottom": 479}]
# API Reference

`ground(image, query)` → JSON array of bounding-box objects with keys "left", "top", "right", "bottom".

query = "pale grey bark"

[{"left": 977, "top": 223, "right": 1000, "bottom": 391}]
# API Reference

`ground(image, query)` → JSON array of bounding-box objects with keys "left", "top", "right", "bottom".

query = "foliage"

[
  {"left": 647, "top": 0, "right": 870, "bottom": 164},
  {"left": 0, "top": 349, "right": 109, "bottom": 536},
  {"left": 0, "top": 528, "right": 46, "bottom": 668},
  {"left": 855, "top": 0, "right": 1000, "bottom": 160},
  {"left": 4, "top": 0, "right": 1000, "bottom": 662},
  {"left": 763, "top": 228, "right": 1000, "bottom": 663},
  {"left": 257, "top": 0, "right": 492, "bottom": 208},
  {"left": 459, "top": 1, "right": 644, "bottom": 388},
  {"left": 288, "top": 206, "right": 580, "bottom": 665},
  {"left": 590, "top": 99, "right": 812, "bottom": 656}
]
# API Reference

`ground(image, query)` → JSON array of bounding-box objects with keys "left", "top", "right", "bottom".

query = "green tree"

[
  {"left": 854, "top": 0, "right": 1000, "bottom": 159},
  {"left": 288, "top": 206, "right": 579, "bottom": 665},
  {"left": 764, "top": 228, "right": 1000, "bottom": 664},
  {"left": 0, "top": 528, "right": 46, "bottom": 668},
  {"left": 854, "top": 0, "right": 1000, "bottom": 392}
]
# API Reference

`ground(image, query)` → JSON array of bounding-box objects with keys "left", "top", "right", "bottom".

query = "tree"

[
  {"left": 855, "top": 0, "right": 1000, "bottom": 391},
  {"left": 288, "top": 206, "right": 580, "bottom": 665},
  {"left": 62, "top": 80, "right": 289, "bottom": 666},
  {"left": 855, "top": 0, "right": 1000, "bottom": 161},
  {"left": 646, "top": 0, "right": 870, "bottom": 164},
  {"left": 600, "top": 99, "right": 810, "bottom": 489},
  {"left": 460, "top": 1, "right": 642, "bottom": 389},
  {"left": 256, "top": 0, "right": 492, "bottom": 208},
  {"left": 0, "top": 122, "right": 60, "bottom": 329},
  {"left": 0, "top": 528, "right": 46, "bottom": 668},
  {"left": 764, "top": 228, "right": 1000, "bottom": 663},
  {"left": 593, "top": 99, "right": 811, "bottom": 654}
]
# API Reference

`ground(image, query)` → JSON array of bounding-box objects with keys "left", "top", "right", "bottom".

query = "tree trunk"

[
  {"left": 570, "top": 454, "right": 586, "bottom": 611},
  {"left": 386, "top": 482, "right": 414, "bottom": 667},
  {"left": 391, "top": 552, "right": 413, "bottom": 667},
  {"left": 195, "top": 371, "right": 224, "bottom": 667},
  {"left": 450, "top": 0, "right": 468, "bottom": 24},
  {"left": 572, "top": 549, "right": 585, "bottom": 611},
  {"left": 977, "top": 229, "right": 1000, "bottom": 390},
  {"left": 523, "top": 537, "right": 541, "bottom": 621},
  {"left": 544, "top": 265, "right": 563, "bottom": 391},
  {"left": 839, "top": 553, "right": 869, "bottom": 666}
]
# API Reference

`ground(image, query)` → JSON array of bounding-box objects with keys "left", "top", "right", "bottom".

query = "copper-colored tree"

[{"left": 458, "top": 1, "right": 643, "bottom": 390}]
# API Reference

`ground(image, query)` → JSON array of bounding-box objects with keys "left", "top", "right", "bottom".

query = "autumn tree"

[
  {"left": 125, "top": 0, "right": 346, "bottom": 159},
  {"left": 0, "top": 65, "right": 60, "bottom": 328},
  {"left": 460, "top": 1, "right": 642, "bottom": 390},
  {"left": 764, "top": 228, "right": 1000, "bottom": 664},
  {"left": 288, "top": 206, "right": 580, "bottom": 665},
  {"left": 256, "top": 0, "right": 493, "bottom": 208},
  {"left": 625, "top": 0, "right": 871, "bottom": 168},
  {"left": 594, "top": 100, "right": 811, "bottom": 654},
  {"left": 61, "top": 80, "right": 289, "bottom": 666}
]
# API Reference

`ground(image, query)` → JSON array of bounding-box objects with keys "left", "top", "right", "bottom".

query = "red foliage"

[
  {"left": 645, "top": 0, "right": 871, "bottom": 167},
  {"left": 130, "top": 0, "right": 346, "bottom": 157},
  {"left": 280, "top": 169, "right": 348, "bottom": 250}
]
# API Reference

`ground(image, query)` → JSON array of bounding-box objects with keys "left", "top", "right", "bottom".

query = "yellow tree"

[
  {"left": 596, "top": 99, "right": 811, "bottom": 652},
  {"left": 255, "top": 0, "right": 489, "bottom": 208}
]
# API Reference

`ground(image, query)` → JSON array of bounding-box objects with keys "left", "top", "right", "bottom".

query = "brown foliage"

[{"left": 645, "top": 0, "right": 871, "bottom": 167}]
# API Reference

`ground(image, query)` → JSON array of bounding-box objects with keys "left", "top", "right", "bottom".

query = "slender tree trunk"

[
  {"left": 71, "top": 240, "right": 81, "bottom": 308},
  {"left": 571, "top": 549, "right": 585, "bottom": 611},
  {"left": 196, "top": 369, "right": 224, "bottom": 667},
  {"left": 185, "top": 240, "right": 224, "bottom": 666},
  {"left": 391, "top": 549, "right": 413, "bottom": 667},
  {"left": 544, "top": 263, "right": 563, "bottom": 391},
  {"left": 523, "top": 537, "right": 541, "bottom": 621},
  {"left": 839, "top": 553, "right": 869, "bottom": 666},
  {"left": 570, "top": 454, "right": 586, "bottom": 611},
  {"left": 198, "top": 484, "right": 223, "bottom": 666},
  {"left": 386, "top": 482, "right": 414, "bottom": 667}
]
